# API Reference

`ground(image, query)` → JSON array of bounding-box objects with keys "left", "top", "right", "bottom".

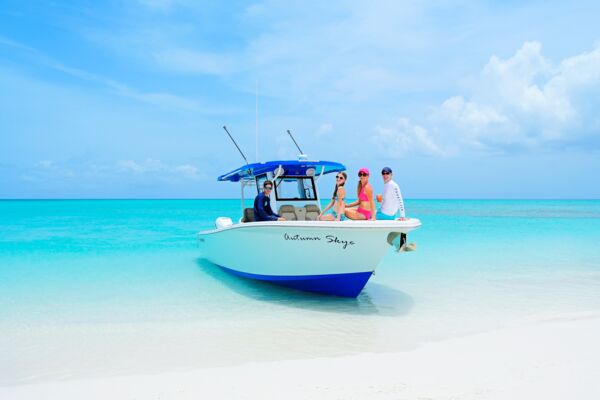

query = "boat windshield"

[{"left": 274, "top": 176, "right": 317, "bottom": 201}]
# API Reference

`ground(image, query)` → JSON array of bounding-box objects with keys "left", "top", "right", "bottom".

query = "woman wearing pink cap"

[{"left": 345, "top": 167, "right": 376, "bottom": 221}]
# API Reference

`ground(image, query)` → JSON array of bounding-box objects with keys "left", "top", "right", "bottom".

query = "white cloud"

[
  {"left": 137, "top": 0, "right": 197, "bottom": 11},
  {"left": 274, "top": 134, "right": 299, "bottom": 160},
  {"left": 27, "top": 160, "right": 76, "bottom": 180},
  {"left": 137, "top": 0, "right": 174, "bottom": 10},
  {"left": 173, "top": 164, "right": 204, "bottom": 180},
  {"left": 118, "top": 159, "right": 155, "bottom": 173},
  {"left": 0, "top": 36, "right": 204, "bottom": 111},
  {"left": 431, "top": 41, "right": 600, "bottom": 151},
  {"left": 7, "top": 6, "right": 600, "bottom": 161},
  {"left": 117, "top": 158, "right": 205, "bottom": 180},
  {"left": 25, "top": 159, "right": 206, "bottom": 182},
  {"left": 373, "top": 118, "right": 446, "bottom": 157},
  {"left": 478, "top": 41, "right": 573, "bottom": 123},
  {"left": 36, "top": 160, "right": 55, "bottom": 169},
  {"left": 153, "top": 49, "right": 235, "bottom": 76},
  {"left": 316, "top": 123, "right": 333, "bottom": 136},
  {"left": 109, "top": 82, "right": 202, "bottom": 110},
  {"left": 440, "top": 96, "right": 506, "bottom": 131},
  {"left": 221, "top": 2, "right": 441, "bottom": 102},
  {"left": 0, "top": 35, "right": 37, "bottom": 51}
]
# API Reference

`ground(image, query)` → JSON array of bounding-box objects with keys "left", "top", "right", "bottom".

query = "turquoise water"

[{"left": 1, "top": 200, "right": 600, "bottom": 385}]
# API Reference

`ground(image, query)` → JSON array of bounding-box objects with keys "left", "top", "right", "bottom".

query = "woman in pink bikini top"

[{"left": 345, "top": 167, "right": 376, "bottom": 220}]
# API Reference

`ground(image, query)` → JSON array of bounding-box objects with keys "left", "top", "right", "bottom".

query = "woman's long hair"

[
  {"left": 357, "top": 175, "right": 368, "bottom": 198},
  {"left": 332, "top": 172, "right": 347, "bottom": 199}
]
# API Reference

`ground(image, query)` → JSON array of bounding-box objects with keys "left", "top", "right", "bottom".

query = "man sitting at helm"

[{"left": 254, "top": 180, "right": 286, "bottom": 222}]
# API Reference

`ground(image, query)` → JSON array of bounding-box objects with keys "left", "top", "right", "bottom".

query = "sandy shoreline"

[{"left": 2, "top": 316, "right": 599, "bottom": 400}]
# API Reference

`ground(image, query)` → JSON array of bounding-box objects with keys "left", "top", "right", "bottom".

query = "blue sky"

[{"left": 1, "top": 0, "right": 599, "bottom": 199}]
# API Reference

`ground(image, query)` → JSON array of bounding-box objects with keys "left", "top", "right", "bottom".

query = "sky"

[{"left": 1, "top": 0, "right": 599, "bottom": 199}]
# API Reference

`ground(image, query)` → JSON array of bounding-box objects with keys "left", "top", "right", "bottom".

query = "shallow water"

[{"left": 1, "top": 199, "right": 599, "bottom": 385}]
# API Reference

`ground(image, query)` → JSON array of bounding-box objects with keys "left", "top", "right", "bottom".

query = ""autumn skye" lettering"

[
  {"left": 325, "top": 235, "right": 355, "bottom": 249},
  {"left": 283, "top": 233, "right": 355, "bottom": 249}
]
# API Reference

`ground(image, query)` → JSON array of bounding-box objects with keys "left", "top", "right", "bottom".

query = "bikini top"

[{"left": 358, "top": 184, "right": 370, "bottom": 202}]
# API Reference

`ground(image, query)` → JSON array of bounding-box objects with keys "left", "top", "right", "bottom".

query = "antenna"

[
  {"left": 255, "top": 80, "right": 259, "bottom": 162},
  {"left": 286, "top": 129, "right": 304, "bottom": 154},
  {"left": 223, "top": 125, "right": 249, "bottom": 165}
]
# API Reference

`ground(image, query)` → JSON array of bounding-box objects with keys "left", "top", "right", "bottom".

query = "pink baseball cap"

[{"left": 358, "top": 167, "right": 370, "bottom": 176}]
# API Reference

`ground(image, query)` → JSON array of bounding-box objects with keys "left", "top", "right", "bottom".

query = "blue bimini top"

[{"left": 218, "top": 160, "right": 346, "bottom": 182}]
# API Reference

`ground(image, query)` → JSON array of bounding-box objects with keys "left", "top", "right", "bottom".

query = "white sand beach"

[{"left": 3, "top": 315, "right": 598, "bottom": 400}]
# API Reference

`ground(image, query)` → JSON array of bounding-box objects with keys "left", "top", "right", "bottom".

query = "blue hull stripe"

[{"left": 218, "top": 266, "right": 373, "bottom": 298}]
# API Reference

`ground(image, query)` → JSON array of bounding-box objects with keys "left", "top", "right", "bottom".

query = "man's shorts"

[{"left": 376, "top": 210, "right": 398, "bottom": 220}]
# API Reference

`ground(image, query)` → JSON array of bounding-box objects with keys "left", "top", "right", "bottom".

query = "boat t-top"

[{"left": 197, "top": 128, "right": 422, "bottom": 297}]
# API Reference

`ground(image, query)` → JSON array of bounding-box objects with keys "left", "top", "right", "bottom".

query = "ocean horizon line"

[{"left": 1, "top": 197, "right": 599, "bottom": 201}]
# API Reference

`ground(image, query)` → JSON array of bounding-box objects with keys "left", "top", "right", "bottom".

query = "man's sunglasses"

[
  {"left": 264, "top": 186, "right": 273, "bottom": 190},
  {"left": 358, "top": 172, "right": 369, "bottom": 177},
  {"left": 382, "top": 172, "right": 391, "bottom": 175}
]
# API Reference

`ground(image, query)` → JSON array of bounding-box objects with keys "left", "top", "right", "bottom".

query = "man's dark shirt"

[{"left": 253, "top": 191, "right": 281, "bottom": 221}]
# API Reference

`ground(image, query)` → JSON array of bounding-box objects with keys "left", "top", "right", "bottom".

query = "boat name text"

[{"left": 283, "top": 233, "right": 355, "bottom": 249}]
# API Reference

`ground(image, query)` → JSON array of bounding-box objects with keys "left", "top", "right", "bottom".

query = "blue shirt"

[{"left": 253, "top": 192, "right": 281, "bottom": 221}]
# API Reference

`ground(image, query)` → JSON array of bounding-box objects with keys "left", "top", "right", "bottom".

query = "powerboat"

[{"left": 197, "top": 156, "right": 422, "bottom": 297}]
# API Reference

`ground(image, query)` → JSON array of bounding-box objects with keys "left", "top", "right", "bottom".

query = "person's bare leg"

[
  {"left": 345, "top": 208, "right": 366, "bottom": 220},
  {"left": 319, "top": 214, "right": 335, "bottom": 221}
]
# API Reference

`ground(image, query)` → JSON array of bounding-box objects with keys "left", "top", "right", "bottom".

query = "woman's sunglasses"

[
  {"left": 358, "top": 172, "right": 368, "bottom": 177},
  {"left": 264, "top": 186, "right": 273, "bottom": 190},
  {"left": 336, "top": 176, "right": 345, "bottom": 180}
]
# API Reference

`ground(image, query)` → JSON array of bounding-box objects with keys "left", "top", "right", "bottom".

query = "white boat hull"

[{"left": 198, "top": 219, "right": 421, "bottom": 297}]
